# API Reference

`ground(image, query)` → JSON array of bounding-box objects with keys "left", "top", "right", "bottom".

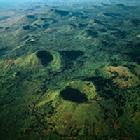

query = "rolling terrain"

[{"left": 0, "top": 1, "right": 140, "bottom": 140}]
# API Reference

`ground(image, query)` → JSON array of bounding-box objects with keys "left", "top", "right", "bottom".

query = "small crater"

[
  {"left": 86, "top": 29, "right": 98, "bottom": 38},
  {"left": 36, "top": 51, "right": 53, "bottom": 66},
  {"left": 78, "top": 23, "right": 88, "bottom": 28},
  {"left": 60, "top": 87, "right": 87, "bottom": 103},
  {"left": 0, "top": 48, "right": 7, "bottom": 56},
  {"left": 131, "top": 19, "right": 140, "bottom": 26},
  {"left": 60, "top": 50, "right": 84, "bottom": 68},
  {"left": 54, "top": 9, "right": 69, "bottom": 16},
  {"left": 60, "top": 50, "right": 84, "bottom": 61},
  {"left": 23, "top": 25, "right": 32, "bottom": 30},
  {"left": 103, "top": 12, "right": 121, "bottom": 18},
  {"left": 111, "top": 30, "right": 126, "bottom": 39},
  {"left": 42, "top": 23, "right": 49, "bottom": 29},
  {"left": 26, "top": 15, "right": 36, "bottom": 19},
  {"left": 94, "top": 19, "right": 104, "bottom": 25},
  {"left": 70, "top": 11, "right": 84, "bottom": 17},
  {"left": 99, "top": 28, "right": 107, "bottom": 32}
]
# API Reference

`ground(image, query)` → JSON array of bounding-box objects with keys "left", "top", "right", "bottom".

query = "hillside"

[{"left": 0, "top": 1, "right": 140, "bottom": 140}]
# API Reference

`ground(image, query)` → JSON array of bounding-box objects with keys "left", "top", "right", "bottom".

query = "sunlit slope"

[{"left": 0, "top": 2, "right": 140, "bottom": 140}]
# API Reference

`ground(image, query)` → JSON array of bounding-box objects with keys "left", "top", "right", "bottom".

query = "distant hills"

[{"left": 0, "top": 0, "right": 140, "bottom": 9}]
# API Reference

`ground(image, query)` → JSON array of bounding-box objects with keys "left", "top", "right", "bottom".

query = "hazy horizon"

[{"left": 0, "top": 0, "right": 140, "bottom": 6}]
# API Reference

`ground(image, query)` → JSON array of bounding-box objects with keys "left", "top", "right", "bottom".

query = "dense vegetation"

[{"left": 0, "top": 2, "right": 140, "bottom": 140}]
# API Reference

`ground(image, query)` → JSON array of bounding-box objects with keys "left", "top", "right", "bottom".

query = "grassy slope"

[{"left": 0, "top": 3, "right": 140, "bottom": 140}]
